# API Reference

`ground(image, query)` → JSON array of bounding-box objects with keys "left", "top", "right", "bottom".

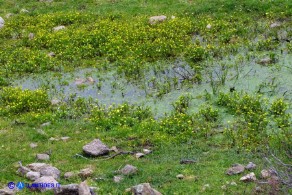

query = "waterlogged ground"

[{"left": 13, "top": 47, "right": 292, "bottom": 116}]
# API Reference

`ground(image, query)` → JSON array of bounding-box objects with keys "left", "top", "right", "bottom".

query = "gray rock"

[
  {"left": 49, "top": 137, "right": 57, "bottom": 141},
  {"left": 113, "top": 175, "right": 124, "bottom": 183},
  {"left": 206, "top": 24, "right": 212, "bottom": 29},
  {"left": 26, "top": 171, "right": 41, "bottom": 181},
  {"left": 27, "top": 163, "right": 47, "bottom": 172},
  {"left": 17, "top": 165, "right": 32, "bottom": 176},
  {"left": 261, "top": 169, "right": 272, "bottom": 179},
  {"left": 33, "top": 176, "right": 59, "bottom": 192},
  {"left": 5, "top": 13, "right": 13, "bottom": 18},
  {"left": 64, "top": 172, "right": 76, "bottom": 179},
  {"left": 79, "top": 168, "right": 93, "bottom": 179},
  {"left": 30, "top": 143, "right": 38, "bottom": 148},
  {"left": 176, "top": 174, "right": 184, "bottom": 179},
  {"left": 54, "top": 184, "right": 79, "bottom": 195},
  {"left": 0, "top": 17, "right": 5, "bottom": 29},
  {"left": 48, "top": 52, "right": 56, "bottom": 57},
  {"left": 82, "top": 139, "right": 109, "bottom": 156},
  {"left": 20, "top": 9, "right": 29, "bottom": 13},
  {"left": 135, "top": 153, "right": 145, "bottom": 159},
  {"left": 54, "top": 184, "right": 96, "bottom": 195},
  {"left": 245, "top": 162, "right": 256, "bottom": 170},
  {"left": 36, "top": 153, "right": 50, "bottom": 161},
  {"left": 28, "top": 33, "right": 34, "bottom": 40},
  {"left": 258, "top": 57, "right": 272, "bottom": 65},
  {"left": 51, "top": 99, "right": 61, "bottom": 105},
  {"left": 277, "top": 30, "right": 288, "bottom": 40},
  {"left": 75, "top": 78, "right": 86, "bottom": 85},
  {"left": 41, "top": 122, "right": 51, "bottom": 127},
  {"left": 78, "top": 181, "right": 91, "bottom": 195},
  {"left": 0, "top": 187, "right": 16, "bottom": 195},
  {"left": 39, "top": 0, "right": 54, "bottom": 2},
  {"left": 110, "top": 146, "right": 119, "bottom": 153},
  {"left": 270, "top": 22, "right": 281, "bottom": 28},
  {"left": 143, "top": 149, "right": 152, "bottom": 154},
  {"left": 226, "top": 164, "right": 245, "bottom": 175},
  {"left": 131, "top": 183, "right": 161, "bottom": 195},
  {"left": 86, "top": 77, "right": 95, "bottom": 84},
  {"left": 61, "top": 136, "right": 70, "bottom": 141},
  {"left": 53, "top": 25, "right": 66, "bottom": 32},
  {"left": 149, "top": 15, "right": 167, "bottom": 25},
  {"left": 36, "top": 129, "right": 46, "bottom": 135},
  {"left": 240, "top": 172, "right": 257, "bottom": 182},
  {"left": 120, "top": 164, "right": 138, "bottom": 175},
  {"left": 39, "top": 165, "right": 60, "bottom": 179}
]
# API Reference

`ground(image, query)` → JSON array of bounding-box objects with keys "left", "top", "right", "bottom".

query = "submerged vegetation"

[{"left": 0, "top": 0, "right": 292, "bottom": 194}]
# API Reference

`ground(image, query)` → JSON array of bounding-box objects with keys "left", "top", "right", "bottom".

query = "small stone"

[
  {"left": 5, "top": 13, "right": 13, "bottom": 18},
  {"left": 206, "top": 24, "right": 212, "bottom": 29},
  {"left": 149, "top": 15, "right": 167, "bottom": 25},
  {"left": 258, "top": 57, "right": 272, "bottom": 65},
  {"left": 230, "top": 181, "right": 237, "bottom": 186},
  {"left": 143, "top": 149, "right": 152, "bottom": 154},
  {"left": 113, "top": 175, "right": 124, "bottom": 183},
  {"left": 277, "top": 30, "right": 288, "bottom": 40},
  {"left": 33, "top": 176, "right": 58, "bottom": 192},
  {"left": 226, "top": 164, "right": 245, "bottom": 175},
  {"left": 261, "top": 169, "right": 271, "bottom": 179},
  {"left": 78, "top": 181, "right": 91, "bottom": 195},
  {"left": 75, "top": 78, "right": 86, "bottom": 85},
  {"left": 135, "top": 152, "right": 145, "bottom": 159},
  {"left": 28, "top": 33, "right": 34, "bottom": 40},
  {"left": 49, "top": 137, "right": 55, "bottom": 141},
  {"left": 184, "top": 175, "right": 198, "bottom": 181},
  {"left": 64, "top": 172, "right": 76, "bottom": 179},
  {"left": 41, "top": 122, "right": 51, "bottom": 127},
  {"left": 202, "top": 184, "right": 210, "bottom": 191},
  {"left": 54, "top": 184, "right": 78, "bottom": 195},
  {"left": 221, "top": 185, "right": 227, "bottom": 190},
  {"left": 86, "top": 77, "right": 95, "bottom": 84},
  {"left": 51, "top": 99, "right": 61, "bottom": 105},
  {"left": 245, "top": 162, "right": 256, "bottom": 170},
  {"left": 240, "top": 172, "right": 257, "bottom": 182},
  {"left": 0, "top": 17, "right": 4, "bottom": 29},
  {"left": 255, "top": 186, "right": 263, "bottom": 192},
  {"left": 131, "top": 183, "right": 161, "bottom": 195},
  {"left": 30, "top": 143, "right": 38, "bottom": 148},
  {"left": 37, "top": 129, "right": 46, "bottom": 135},
  {"left": 176, "top": 174, "right": 184, "bottom": 179},
  {"left": 36, "top": 153, "right": 50, "bottom": 161},
  {"left": 171, "top": 15, "right": 176, "bottom": 19},
  {"left": 48, "top": 52, "right": 56, "bottom": 57},
  {"left": 82, "top": 139, "right": 110, "bottom": 157},
  {"left": 53, "top": 25, "right": 66, "bottom": 32},
  {"left": 79, "top": 168, "right": 93, "bottom": 179},
  {"left": 120, "top": 164, "right": 138, "bottom": 175},
  {"left": 180, "top": 159, "right": 196, "bottom": 164},
  {"left": 61, "top": 136, "right": 70, "bottom": 141},
  {"left": 20, "top": 9, "right": 29, "bottom": 13},
  {"left": 110, "top": 146, "right": 119, "bottom": 153},
  {"left": 270, "top": 22, "right": 281, "bottom": 28},
  {"left": 26, "top": 171, "right": 41, "bottom": 181}
]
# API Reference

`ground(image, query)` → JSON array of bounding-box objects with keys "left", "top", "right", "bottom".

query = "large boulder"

[{"left": 82, "top": 139, "right": 110, "bottom": 156}]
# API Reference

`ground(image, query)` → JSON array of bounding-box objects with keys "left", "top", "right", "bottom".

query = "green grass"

[{"left": 0, "top": 0, "right": 292, "bottom": 194}]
